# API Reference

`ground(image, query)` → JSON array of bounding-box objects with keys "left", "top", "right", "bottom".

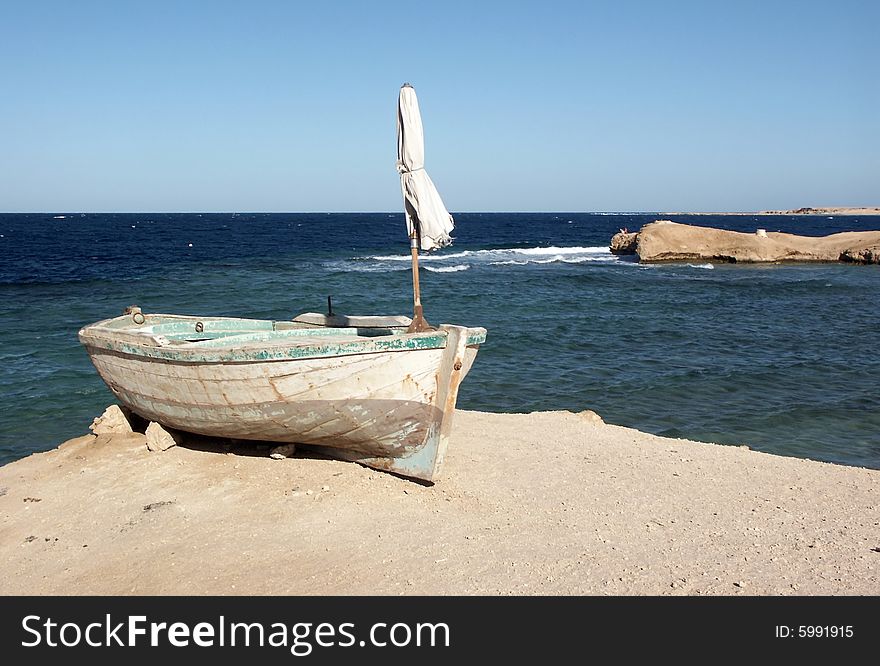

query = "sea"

[{"left": 1, "top": 212, "right": 878, "bottom": 470}]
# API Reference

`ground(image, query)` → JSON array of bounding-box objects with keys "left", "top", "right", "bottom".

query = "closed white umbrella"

[
  {"left": 397, "top": 84, "right": 454, "bottom": 251},
  {"left": 396, "top": 83, "right": 453, "bottom": 332}
]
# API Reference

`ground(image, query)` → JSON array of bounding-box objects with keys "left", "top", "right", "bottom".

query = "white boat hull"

[{"left": 80, "top": 313, "right": 485, "bottom": 480}]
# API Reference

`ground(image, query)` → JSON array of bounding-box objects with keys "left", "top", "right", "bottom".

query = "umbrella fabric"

[{"left": 396, "top": 84, "right": 454, "bottom": 251}]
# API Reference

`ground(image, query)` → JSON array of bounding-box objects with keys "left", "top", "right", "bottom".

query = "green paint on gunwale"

[{"left": 80, "top": 314, "right": 487, "bottom": 364}]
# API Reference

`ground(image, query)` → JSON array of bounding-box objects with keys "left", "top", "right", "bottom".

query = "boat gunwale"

[{"left": 78, "top": 313, "right": 487, "bottom": 364}]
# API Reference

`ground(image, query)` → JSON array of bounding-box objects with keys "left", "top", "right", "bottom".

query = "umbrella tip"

[{"left": 402, "top": 82, "right": 413, "bottom": 88}]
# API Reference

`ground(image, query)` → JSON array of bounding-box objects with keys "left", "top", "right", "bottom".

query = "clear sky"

[{"left": 1, "top": 0, "right": 877, "bottom": 212}]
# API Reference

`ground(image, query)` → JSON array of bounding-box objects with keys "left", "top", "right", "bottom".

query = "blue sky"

[{"left": 1, "top": 0, "right": 877, "bottom": 212}]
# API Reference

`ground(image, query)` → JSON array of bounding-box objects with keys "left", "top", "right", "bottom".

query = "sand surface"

[{"left": 1, "top": 410, "right": 877, "bottom": 596}]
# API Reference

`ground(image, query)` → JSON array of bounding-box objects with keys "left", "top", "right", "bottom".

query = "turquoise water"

[{"left": 1, "top": 212, "right": 878, "bottom": 469}]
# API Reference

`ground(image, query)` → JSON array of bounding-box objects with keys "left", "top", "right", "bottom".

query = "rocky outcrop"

[
  {"left": 759, "top": 206, "right": 880, "bottom": 216},
  {"left": 269, "top": 443, "right": 297, "bottom": 460},
  {"left": 90, "top": 405, "right": 133, "bottom": 435},
  {"left": 145, "top": 422, "right": 180, "bottom": 452},
  {"left": 609, "top": 230, "right": 639, "bottom": 255},
  {"left": 840, "top": 245, "right": 880, "bottom": 264},
  {"left": 613, "top": 221, "right": 880, "bottom": 264},
  {"left": 576, "top": 409, "right": 604, "bottom": 424}
]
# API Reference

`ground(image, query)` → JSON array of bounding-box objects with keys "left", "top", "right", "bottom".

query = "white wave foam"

[
  {"left": 688, "top": 263, "right": 715, "bottom": 270},
  {"left": 53, "top": 215, "right": 66, "bottom": 219},
  {"left": 322, "top": 260, "right": 410, "bottom": 274},
  {"left": 368, "top": 245, "right": 612, "bottom": 262},
  {"left": 513, "top": 246, "right": 608, "bottom": 256},
  {"left": 424, "top": 264, "right": 470, "bottom": 273},
  {"left": 370, "top": 250, "right": 472, "bottom": 262},
  {"left": 561, "top": 256, "right": 616, "bottom": 264},
  {"left": 350, "top": 245, "right": 619, "bottom": 271},
  {"left": 530, "top": 256, "right": 568, "bottom": 264}
]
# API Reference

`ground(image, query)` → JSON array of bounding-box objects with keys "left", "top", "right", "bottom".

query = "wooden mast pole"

[{"left": 408, "top": 235, "right": 431, "bottom": 332}]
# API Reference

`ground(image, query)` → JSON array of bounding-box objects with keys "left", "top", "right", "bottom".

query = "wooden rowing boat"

[{"left": 79, "top": 311, "right": 486, "bottom": 480}]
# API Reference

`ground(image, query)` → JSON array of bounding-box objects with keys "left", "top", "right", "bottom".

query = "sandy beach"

[{"left": 1, "top": 409, "right": 876, "bottom": 596}]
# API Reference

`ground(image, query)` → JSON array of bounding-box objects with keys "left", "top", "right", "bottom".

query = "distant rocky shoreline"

[
  {"left": 659, "top": 207, "right": 880, "bottom": 216},
  {"left": 611, "top": 220, "right": 880, "bottom": 264},
  {"left": 760, "top": 207, "right": 880, "bottom": 216}
]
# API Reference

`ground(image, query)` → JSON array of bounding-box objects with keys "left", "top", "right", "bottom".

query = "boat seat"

[{"left": 292, "top": 312, "right": 412, "bottom": 328}]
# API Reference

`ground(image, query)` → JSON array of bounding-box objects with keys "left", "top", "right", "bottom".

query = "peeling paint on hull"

[{"left": 79, "top": 313, "right": 485, "bottom": 481}]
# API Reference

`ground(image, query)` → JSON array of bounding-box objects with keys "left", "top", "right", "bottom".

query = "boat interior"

[{"left": 93, "top": 313, "right": 416, "bottom": 347}]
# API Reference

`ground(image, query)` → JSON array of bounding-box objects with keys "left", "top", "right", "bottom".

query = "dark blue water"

[{"left": 1, "top": 212, "right": 878, "bottom": 469}]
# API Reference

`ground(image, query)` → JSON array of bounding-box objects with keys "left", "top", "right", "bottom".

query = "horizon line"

[{"left": 5, "top": 209, "right": 870, "bottom": 215}]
